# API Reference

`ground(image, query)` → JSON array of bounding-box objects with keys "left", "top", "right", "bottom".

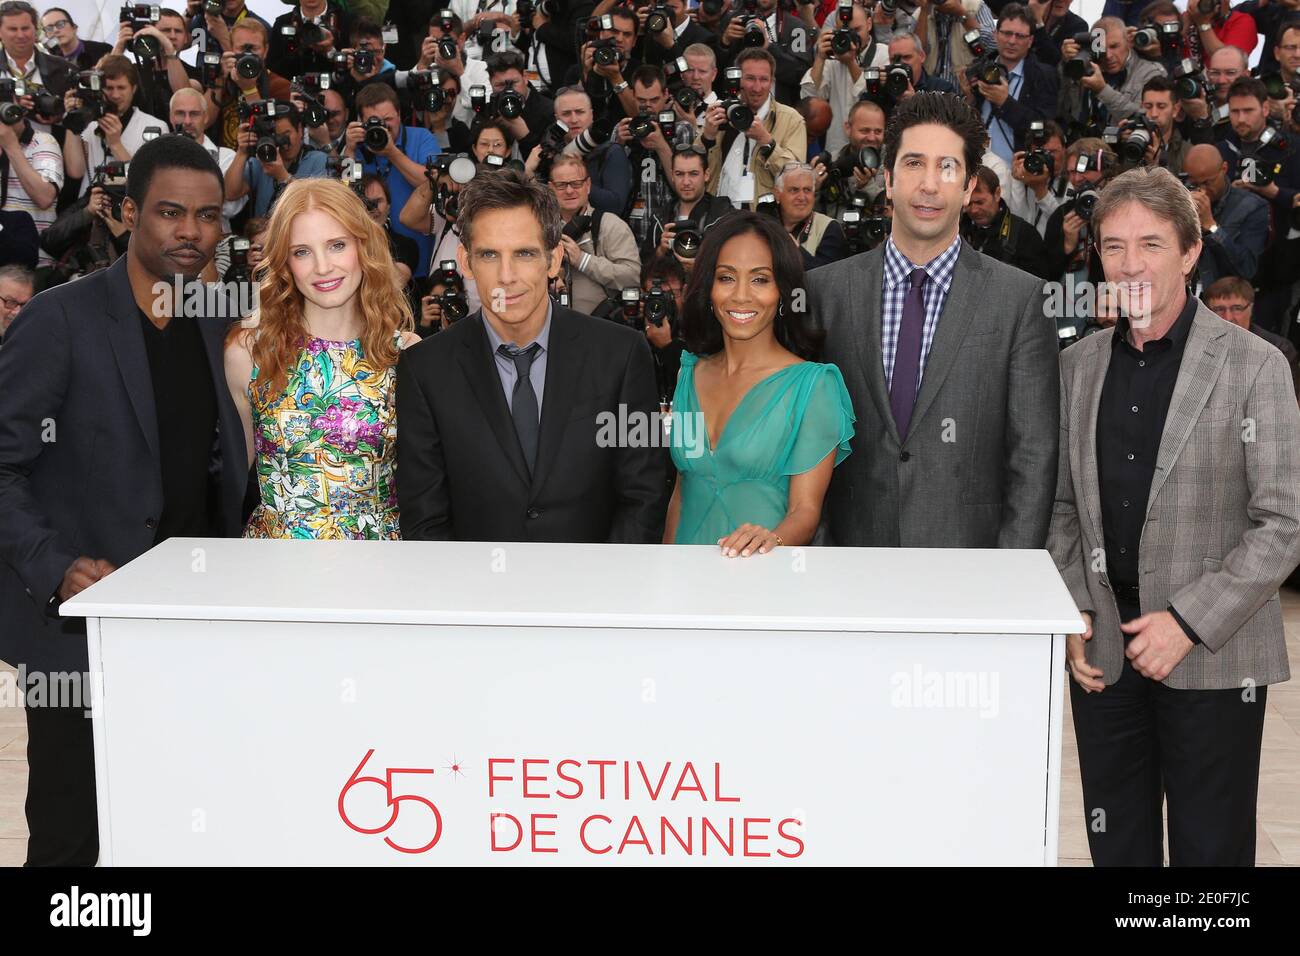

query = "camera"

[
  {"left": 1133, "top": 22, "right": 1158, "bottom": 49},
  {"left": 562, "top": 212, "right": 592, "bottom": 242},
  {"left": 539, "top": 120, "right": 569, "bottom": 156},
  {"left": 404, "top": 70, "right": 445, "bottom": 112},
  {"left": 831, "top": 0, "right": 857, "bottom": 57},
  {"left": 671, "top": 216, "right": 702, "bottom": 259},
  {"left": 617, "top": 287, "right": 642, "bottom": 327},
  {"left": 362, "top": 115, "right": 390, "bottom": 152},
  {"left": 290, "top": 81, "right": 328, "bottom": 127},
  {"left": 886, "top": 56, "right": 913, "bottom": 97},
  {"left": 724, "top": 99, "right": 754, "bottom": 132},
  {"left": 235, "top": 50, "right": 264, "bottom": 82},
  {"left": 238, "top": 98, "right": 291, "bottom": 122},
  {"left": 592, "top": 37, "right": 620, "bottom": 67},
  {"left": 841, "top": 195, "right": 889, "bottom": 253},
  {"left": 121, "top": 4, "right": 162, "bottom": 63},
  {"left": 297, "top": 72, "right": 332, "bottom": 95},
  {"left": 91, "top": 159, "right": 129, "bottom": 220},
  {"left": 967, "top": 55, "right": 1007, "bottom": 87},
  {"left": 1196, "top": 0, "right": 1218, "bottom": 15},
  {"left": 0, "top": 77, "right": 26, "bottom": 125},
  {"left": 963, "top": 29, "right": 991, "bottom": 60},
  {"left": 469, "top": 84, "right": 491, "bottom": 114},
  {"left": 353, "top": 50, "right": 376, "bottom": 74},
  {"left": 296, "top": 17, "right": 328, "bottom": 49},
  {"left": 628, "top": 111, "right": 655, "bottom": 140},
  {"left": 1071, "top": 186, "right": 1101, "bottom": 221},
  {"left": 861, "top": 67, "right": 884, "bottom": 104},
  {"left": 646, "top": 3, "right": 671, "bottom": 33},
  {"left": 228, "top": 237, "right": 251, "bottom": 282},
  {"left": 588, "top": 13, "right": 613, "bottom": 38},
  {"left": 1022, "top": 121, "right": 1053, "bottom": 176},
  {"left": 642, "top": 278, "right": 674, "bottom": 327},
  {"left": 1103, "top": 116, "right": 1158, "bottom": 165},
  {"left": 1172, "top": 58, "right": 1205, "bottom": 100},
  {"left": 31, "top": 87, "right": 62, "bottom": 119},
  {"left": 880, "top": 0, "right": 918, "bottom": 14},
  {"left": 494, "top": 80, "right": 524, "bottom": 120},
  {"left": 62, "top": 71, "right": 106, "bottom": 135},
  {"left": 200, "top": 52, "right": 223, "bottom": 88},
  {"left": 657, "top": 110, "right": 678, "bottom": 144},
  {"left": 1065, "top": 30, "right": 1102, "bottom": 81},
  {"left": 431, "top": 259, "right": 469, "bottom": 323}
]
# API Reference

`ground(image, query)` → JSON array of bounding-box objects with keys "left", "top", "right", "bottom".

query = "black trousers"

[
  {"left": 1069, "top": 599, "right": 1268, "bottom": 866},
  {"left": 24, "top": 697, "right": 98, "bottom": 866}
]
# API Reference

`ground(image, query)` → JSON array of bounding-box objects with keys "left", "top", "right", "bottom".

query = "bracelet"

[{"left": 773, "top": 533, "right": 783, "bottom": 547}]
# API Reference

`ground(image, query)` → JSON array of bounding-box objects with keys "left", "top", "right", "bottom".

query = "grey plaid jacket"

[{"left": 1047, "top": 303, "right": 1300, "bottom": 690}]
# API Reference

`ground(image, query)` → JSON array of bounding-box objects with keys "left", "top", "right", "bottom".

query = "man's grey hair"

[
  {"left": 889, "top": 31, "right": 925, "bottom": 55},
  {"left": 683, "top": 42, "right": 716, "bottom": 67},
  {"left": 169, "top": 86, "right": 204, "bottom": 112},
  {"left": 1091, "top": 166, "right": 1201, "bottom": 254},
  {"left": 1210, "top": 44, "right": 1249, "bottom": 71},
  {"left": 0, "top": 264, "right": 35, "bottom": 288},
  {"left": 455, "top": 167, "right": 563, "bottom": 254}
]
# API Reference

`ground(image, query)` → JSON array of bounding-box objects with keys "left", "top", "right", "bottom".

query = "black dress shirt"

[
  {"left": 138, "top": 310, "right": 218, "bottom": 544},
  {"left": 1095, "top": 294, "right": 1202, "bottom": 642}
]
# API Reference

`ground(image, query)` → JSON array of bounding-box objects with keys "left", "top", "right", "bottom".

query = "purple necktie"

[{"left": 890, "top": 267, "right": 927, "bottom": 440}]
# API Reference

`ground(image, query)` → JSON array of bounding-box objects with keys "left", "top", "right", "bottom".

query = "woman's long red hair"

[{"left": 232, "top": 177, "right": 414, "bottom": 402}]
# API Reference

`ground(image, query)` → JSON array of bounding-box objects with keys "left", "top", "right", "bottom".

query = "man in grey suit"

[
  {"left": 808, "top": 92, "right": 1059, "bottom": 549},
  {"left": 1047, "top": 166, "right": 1300, "bottom": 866}
]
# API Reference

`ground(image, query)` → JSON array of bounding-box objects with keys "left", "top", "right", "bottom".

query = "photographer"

[
  {"left": 963, "top": 3, "right": 1059, "bottom": 164},
  {"left": 1, "top": 0, "right": 75, "bottom": 128},
  {"left": 224, "top": 100, "right": 330, "bottom": 216},
  {"left": 1026, "top": 0, "right": 1087, "bottom": 68},
  {"left": 550, "top": 151, "right": 640, "bottom": 314},
  {"left": 1043, "top": 136, "right": 1114, "bottom": 283},
  {"left": 78, "top": 56, "right": 166, "bottom": 191},
  {"left": 40, "top": 8, "right": 111, "bottom": 73},
  {"left": 645, "top": 146, "right": 732, "bottom": 262},
  {"left": 1006, "top": 117, "right": 1066, "bottom": 235},
  {"left": 485, "top": 49, "right": 555, "bottom": 158},
  {"left": 641, "top": 0, "right": 717, "bottom": 67},
  {"left": 717, "top": 0, "right": 815, "bottom": 106},
  {"left": 1218, "top": 77, "right": 1300, "bottom": 223},
  {"left": 1203, "top": 276, "right": 1300, "bottom": 398},
  {"left": 418, "top": 72, "right": 474, "bottom": 154},
  {"left": 801, "top": 0, "right": 888, "bottom": 156},
  {"left": 887, "top": 31, "right": 960, "bottom": 99},
  {"left": 960, "top": 164, "right": 1049, "bottom": 277},
  {"left": 1184, "top": 0, "right": 1258, "bottom": 61},
  {"left": 614, "top": 65, "right": 678, "bottom": 245},
  {"left": 1183, "top": 142, "right": 1268, "bottom": 288},
  {"left": 412, "top": 10, "right": 491, "bottom": 128},
  {"left": 1265, "top": 22, "right": 1300, "bottom": 130},
  {"left": 1140, "top": 75, "right": 1190, "bottom": 175},
  {"left": 566, "top": 6, "right": 641, "bottom": 113},
  {"left": 682, "top": 42, "right": 720, "bottom": 122},
  {"left": 547, "top": 86, "right": 631, "bottom": 215},
  {"left": 912, "top": 0, "right": 997, "bottom": 86},
  {"left": 0, "top": 104, "right": 60, "bottom": 271},
  {"left": 345, "top": 83, "right": 442, "bottom": 278},
  {"left": 702, "top": 48, "right": 806, "bottom": 210},
  {"left": 188, "top": 0, "right": 272, "bottom": 57},
  {"left": 526, "top": 0, "right": 597, "bottom": 97},
  {"left": 770, "top": 161, "right": 845, "bottom": 270},
  {"left": 203, "top": 19, "right": 292, "bottom": 151},
  {"left": 1206, "top": 45, "right": 1247, "bottom": 111},
  {"left": 111, "top": 6, "right": 202, "bottom": 119},
  {"left": 1059, "top": 16, "right": 1166, "bottom": 129},
  {"left": 638, "top": 252, "right": 687, "bottom": 404},
  {"left": 814, "top": 99, "right": 886, "bottom": 216},
  {"left": 1127, "top": 1, "right": 1184, "bottom": 74},
  {"left": 268, "top": 0, "right": 348, "bottom": 80},
  {"left": 331, "top": 17, "right": 398, "bottom": 105},
  {"left": 1237, "top": 0, "right": 1300, "bottom": 75},
  {"left": 359, "top": 172, "right": 419, "bottom": 290}
]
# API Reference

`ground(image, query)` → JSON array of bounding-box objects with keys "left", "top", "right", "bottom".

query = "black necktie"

[{"left": 499, "top": 342, "right": 542, "bottom": 473}]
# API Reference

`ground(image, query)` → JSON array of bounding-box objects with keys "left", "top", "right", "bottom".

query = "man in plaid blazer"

[{"left": 1047, "top": 166, "right": 1300, "bottom": 866}]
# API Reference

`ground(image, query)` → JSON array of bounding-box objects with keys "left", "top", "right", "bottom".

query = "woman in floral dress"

[{"left": 224, "top": 178, "right": 420, "bottom": 539}]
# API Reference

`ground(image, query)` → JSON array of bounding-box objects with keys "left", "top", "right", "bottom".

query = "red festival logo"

[{"left": 338, "top": 749, "right": 444, "bottom": 854}]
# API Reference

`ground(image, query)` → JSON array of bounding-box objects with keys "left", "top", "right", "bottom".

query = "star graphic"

[{"left": 444, "top": 755, "right": 468, "bottom": 780}]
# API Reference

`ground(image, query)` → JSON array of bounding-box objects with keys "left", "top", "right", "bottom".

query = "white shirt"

[
  {"left": 799, "top": 44, "right": 890, "bottom": 156},
  {"left": 201, "top": 135, "right": 248, "bottom": 230},
  {"left": 3, "top": 51, "right": 42, "bottom": 86},
  {"left": 80, "top": 108, "right": 168, "bottom": 196},
  {"left": 718, "top": 95, "right": 771, "bottom": 208}
]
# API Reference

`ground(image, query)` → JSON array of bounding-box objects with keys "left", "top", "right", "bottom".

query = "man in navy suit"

[
  {"left": 396, "top": 168, "right": 667, "bottom": 544},
  {"left": 963, "top": 3, "right": 1061, "bottom": 165},
  {"left": 0, "top": 135, "right": 247, "bottom": 865}
]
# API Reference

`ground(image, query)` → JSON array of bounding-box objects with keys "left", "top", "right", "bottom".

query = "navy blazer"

[
  {"left": 0, "top": 256, "right": 248, "bottom": 674},
  {"left": 981, "top": 54, "right": 1061, "bottom": 151}
]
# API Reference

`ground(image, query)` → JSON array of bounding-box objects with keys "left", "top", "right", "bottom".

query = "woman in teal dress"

[{"left": 665, "top": 210, "right": 855, "bottom": 555}]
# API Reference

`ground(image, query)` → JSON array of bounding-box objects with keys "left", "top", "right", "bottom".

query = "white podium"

[{"left": 62, "top": 538, "right": 1083, "bottom": 866}]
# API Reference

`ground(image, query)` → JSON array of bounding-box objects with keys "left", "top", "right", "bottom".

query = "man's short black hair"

[
  {"left": 1142, "top": 75, "right": 1176, "bottom": 98},
  {"left": 486, "top": 49, "right": 527, "bottom": 77},
  {"left": 1227, "top": 76, "right": 1269, "bottom": 106},
  {"left": 997, "top": 2, "right": 1034, "bottom": 31},
  {"left": 882, "top": 91, "right": 986, "bottom": 182},
  {"left": 125, "top": 133, "right": 223, "bottom": 207}
]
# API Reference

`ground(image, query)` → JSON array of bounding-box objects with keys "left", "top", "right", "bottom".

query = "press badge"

[
  {"left": 629, "top": 199, "right": 646, "bottom": 219},
  {"left": 382, "top": 23, "right": 399, "bottom": 45},
  {"left": 735, "top": 168, "right": 755, "bottom": 203}
]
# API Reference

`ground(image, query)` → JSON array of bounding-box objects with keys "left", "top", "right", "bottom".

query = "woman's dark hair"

[
  {"left": 470, "top": 118, "right": 515, "bottom": 152},
  {"left": 882, "top": 91, "right": 986, "bottom": 186},
  {"left": 681, "top": 211, "right": 824, "bottom": 361}
]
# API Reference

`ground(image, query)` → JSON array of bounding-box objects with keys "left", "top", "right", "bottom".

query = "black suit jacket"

[
  {"left": 34, "top": 49, "right": 78, "bottom": 96},
  {"left": 0, "top": 256, "right": 248, "bottom": 674},
  {"left": 643, "top": 20, "right": 719, "bottom": 66},
  {"left": 396, "top": 305, "right": 668, "bottom": 543},
  {"left": 979, "top": 54, "right": 1060, "bottom": 151}
]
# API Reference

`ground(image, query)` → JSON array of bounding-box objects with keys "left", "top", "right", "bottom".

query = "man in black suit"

[
  {"left": 397, "top": 168, "right": 667, "bottom": 543},
  {"left": 643, "top": 0, "right": 719, "bottom": 66},
  {"left": 0, "top": 135, "right": 247, "bottom": 866},
  {"left": 40, "top": 7, "right": 111, "bottom": 73},
  {"left": 1, "top": 0, "right": 76, "bottom": 112}
]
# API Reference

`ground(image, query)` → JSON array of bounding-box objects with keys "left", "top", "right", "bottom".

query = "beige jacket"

[{"left": 706, "top": 98, "right": 808, "bottom": 211}]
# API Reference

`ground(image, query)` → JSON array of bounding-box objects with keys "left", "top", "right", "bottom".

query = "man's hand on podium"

[
  {"left": 58, "top": 557, "right": 117, "bottom": 602},
  {"left": 1067, "top": 611, "right": 1104, "bottom": 693}
]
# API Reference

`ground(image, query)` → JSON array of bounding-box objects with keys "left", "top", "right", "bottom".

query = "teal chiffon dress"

[{"left": 669, "top": 352, "right": 856, "bottom": 546}]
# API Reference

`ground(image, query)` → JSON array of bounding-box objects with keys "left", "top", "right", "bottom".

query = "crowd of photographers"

[{"left": 0, "top": 0, "right": 1298, "bottom": 398}]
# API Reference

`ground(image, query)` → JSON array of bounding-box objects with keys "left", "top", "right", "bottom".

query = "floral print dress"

[{"left": 244, "top": 332, "right": 405, "bottom": 540}]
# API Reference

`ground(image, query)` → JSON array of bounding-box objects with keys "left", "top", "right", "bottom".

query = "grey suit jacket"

[
  {"left": 808, "top": 241, "right": 1059, "bottom": 549},
  {"left": 1046, "top": 303, "right": 1300, "bottom": 690}
]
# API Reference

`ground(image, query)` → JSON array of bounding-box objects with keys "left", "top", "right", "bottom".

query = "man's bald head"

[{"left": 1183, "top": 143, "right": 1228, "bottom": 200}]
